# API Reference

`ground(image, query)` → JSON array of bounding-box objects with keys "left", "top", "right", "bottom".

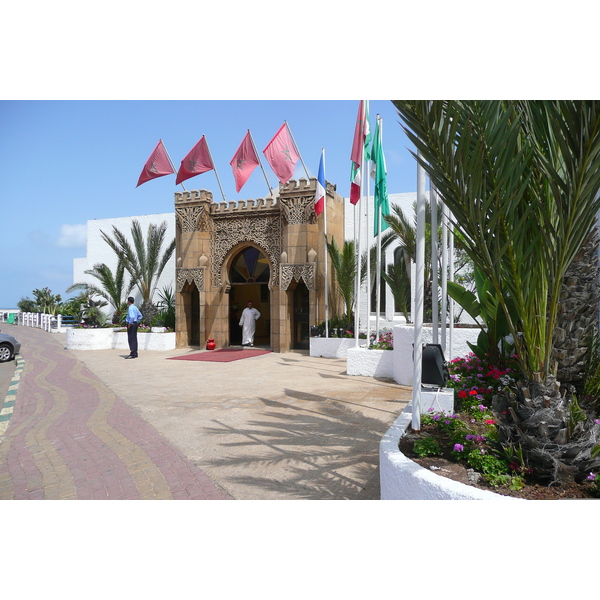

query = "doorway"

[
  {"left": 293, "top": 281, "right": 309, "bottom": 350},
  {"left": 182, "top": 282, "right": 200, "bottom": 346},
  {"left": 229, "top": 247, "right": 271, "bottom": 347}
]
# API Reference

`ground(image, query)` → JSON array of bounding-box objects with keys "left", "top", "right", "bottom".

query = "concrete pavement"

[{"left": 0, "top": 324, "right": 410, "bottom": 500}]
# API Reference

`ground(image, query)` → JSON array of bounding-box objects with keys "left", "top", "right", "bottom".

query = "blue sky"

[{"left": 0, "top": 100, "right": 418, "bottom": 308}]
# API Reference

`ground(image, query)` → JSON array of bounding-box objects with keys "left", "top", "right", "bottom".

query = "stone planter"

[
  {"left": 66, "top": 328, "right": 176, "bottom": 351},
  {"left": 309, "top": 337, "right": 357, "bottom": 359},
  {"left": 379, "top": 402, "right": 523, "bottom": 500},
  {"left": 346, "top": 346, "right": 394, "bottom": 378}
]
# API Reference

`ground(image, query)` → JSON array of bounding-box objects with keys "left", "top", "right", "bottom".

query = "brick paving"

[{"left": 0, "top": 326, "right": 231, "bottom": 500}]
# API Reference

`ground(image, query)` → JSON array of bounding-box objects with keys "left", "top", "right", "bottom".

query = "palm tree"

[
  {"left": 325, "top": 236, "right": 359, "bottom": 327},
  {"left": 66, "top": 260, "right": 135, "bottom": 324},
  {"left": 394, "top": 100, "right": 600, "bottom": 482},
  {"left": 32, "top": 287, "right": 62, "bottom": 315},
  {"left": 100, "top": 219, "right": 176, "bottom": 325}
]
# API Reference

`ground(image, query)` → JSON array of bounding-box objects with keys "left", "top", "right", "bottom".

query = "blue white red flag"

[{"left": 314, "top": 149, "right": 325, "bottom": 216}]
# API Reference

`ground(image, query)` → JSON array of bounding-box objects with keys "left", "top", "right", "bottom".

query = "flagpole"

[
  {"left": 431, "top": 186, "right": 438, "bottom": 344},
  {"left": 375, "top": 116, "right": 383, "bottom": 341},
  {"left": 412, "top": 155, "right": 427, "bottom": 432},
  {"left": 248, "top": 130, "right": 274, "bottom": 197},
  {"left": 441, "top": 202, "right": 448, "bottom": 354},
  {"left": 322, "top": 148, "right": 329, "bottom": 339},
  {"left": 204, "top": 136, "right": 226, "bottom": 202},
  {"left": 162, "top": 139, "right": 187, "bottom": 192},
  {"left": 285, "top": 121, "right": 310, "bottom": 179},
  {"left": 365, "top": 161, "right": 371, "bottom": 347},
  {"left": 354, "top": 199, "right": 361, "bottom": 347}
]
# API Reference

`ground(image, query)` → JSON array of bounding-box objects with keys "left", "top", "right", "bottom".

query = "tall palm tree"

[
  {"left": 100, "top": 219, "right": 176, "bottom": 324},
  {"left": 325, "top": 236, "right": 359, "bottom": 326},
  {"left": 67, "top": 260, "right": 135, "bottom": 324},
  {"left": 394, "top": 100, "right": 600, "bottom": 482}
]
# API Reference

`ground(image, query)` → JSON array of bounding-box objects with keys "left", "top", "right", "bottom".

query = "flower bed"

[{"left": 380, "top": 401, "right": 520, "bottom": 500}]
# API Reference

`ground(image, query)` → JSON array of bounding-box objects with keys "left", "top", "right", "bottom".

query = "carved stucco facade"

[{"left": 174, "top": 178, "right": 344, "bottom": 352}]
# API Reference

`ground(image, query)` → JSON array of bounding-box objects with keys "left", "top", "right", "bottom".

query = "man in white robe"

[{"left": 239, "top": 300, "right": 261, "bottom": 346}]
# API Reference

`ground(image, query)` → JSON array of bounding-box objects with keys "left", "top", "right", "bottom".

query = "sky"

[
  {"left": 0, "top": 100, "right": 419, "bottom": 308},
  {"left": 2, "top": 4, "right": 597, "bottom": 311}
]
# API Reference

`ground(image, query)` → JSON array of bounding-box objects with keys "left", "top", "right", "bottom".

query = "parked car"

[{"left": 0, "top": 330, "right": 21, "bottom": 362}]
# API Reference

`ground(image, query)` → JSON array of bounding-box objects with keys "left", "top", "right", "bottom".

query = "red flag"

[
  {"left": 350, "top": 101, "right": 370, "bottom": 204},
  {"left": 136, "top": 140, "right": 175, "bottom": 187},
  {"left": 263, "top": 122, "right": 300, "bottom": 184},
  {"left": 230, "top": 131, "right": 260, "bottom": 193},
  {"left": 176, "top": 135, "right": 214, "bottom": 185}
]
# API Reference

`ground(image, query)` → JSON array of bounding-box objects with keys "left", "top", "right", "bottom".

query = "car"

[{"left": 0, "top": 330, "right": 21, "bottom": 362}]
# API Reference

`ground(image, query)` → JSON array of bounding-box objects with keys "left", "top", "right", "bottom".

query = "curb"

[{"left": 0, "top": 355, "right": 25, "bottom": 440}]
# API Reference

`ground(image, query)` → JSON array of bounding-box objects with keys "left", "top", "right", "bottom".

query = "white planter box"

[
  {"left": 309, "top": 337, "right": 357, "bottom": 358},
  {"left": 66, "top": 328, "right": 176, "bottom": 351},
  {"left": 379, "top": 402, "right": 523, "bottom": 500},
  {"left": 347, "top": 347, "right": 394, "bottom": 378}
]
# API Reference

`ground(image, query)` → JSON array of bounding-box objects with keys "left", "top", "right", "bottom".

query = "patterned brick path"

[{"left": 0, "top": 326, "right": 231, "bottom": 500}]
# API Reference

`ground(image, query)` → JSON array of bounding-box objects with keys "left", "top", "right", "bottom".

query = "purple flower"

[
  {"left": 453, "top": 443, "right": 464, "bottom": 452},
  {"left": 587, "top": 472, "right": 597, "bottom": 481}
]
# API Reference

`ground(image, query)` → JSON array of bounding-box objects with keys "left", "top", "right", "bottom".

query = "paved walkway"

[{"left": 0, "top": 325, "right": 410, "bottom": 500}]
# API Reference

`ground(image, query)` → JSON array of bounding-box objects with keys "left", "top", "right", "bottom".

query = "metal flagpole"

[
  {"left": 204, "top": 136, "right": 226, "bottom": 202},
  {"left": 248, "top": 130, "right": 274, "bottom": 197},
  {"left": 323, "top": 148, "right": 329, "bottom": 339},
  {"left": 285, "top": 121, "right": 310, "bottom": 179},
  {"left": 431, "top": 186, "right": 439, "bottom": 344},
  {"left": 355, "top": 200, "right": 361, "bottom": 347},
  {"left": 162, "top": 140, "right": 187, "bottom": 192},
  {"left": 375, "top": 116, "right": 384, "bottom": 340},
  {"left": 441, "top": 202, "right": 448, "bottom": 354},
  {"left": 449, "top": 220, "right": 455, "bottom": 360},
  {"left": 365, "top": 155, "right": 371, "bottom": 346},
  {"left": 412, "top": 154, "right": 427, "bottom": 432}
]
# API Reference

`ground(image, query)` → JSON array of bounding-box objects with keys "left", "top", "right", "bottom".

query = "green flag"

[{"left": 371, "top": 116, "right": 390, "bottom": 235}]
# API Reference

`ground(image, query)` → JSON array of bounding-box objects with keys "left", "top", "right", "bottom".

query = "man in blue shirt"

[{"left": 125, "top": 296, "right": 143, "bottom": 359}]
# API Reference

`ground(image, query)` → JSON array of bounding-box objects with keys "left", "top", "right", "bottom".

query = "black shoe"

[{"left": 125, "top": 355, "right": 137, "bottom": 359}]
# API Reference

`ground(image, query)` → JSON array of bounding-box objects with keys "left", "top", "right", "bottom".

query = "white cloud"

[{"left": 56, "top": 224, "right": 87, "bottom": 248}]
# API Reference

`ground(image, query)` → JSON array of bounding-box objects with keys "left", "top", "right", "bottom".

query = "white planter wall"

[
  {"left": 66, "top": 328, "right": 176, "bottom": 351},
  {"left": 379, "top": 402, "right": 523, "bottom": 500},
  {"left": 346, "top": 347, "right": 394, "bottom": 378},
  {"left": 309, "top": 338, "right": 357, "bottom": 359}
]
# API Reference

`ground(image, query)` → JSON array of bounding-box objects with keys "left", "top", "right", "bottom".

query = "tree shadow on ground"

[{"left": 203, "top": 390, "right": 406, "bottom": 500}]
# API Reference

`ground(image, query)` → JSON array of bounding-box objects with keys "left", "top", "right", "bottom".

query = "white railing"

[{"left": 11, "top": 312, "right": 64, "bottom": 332}]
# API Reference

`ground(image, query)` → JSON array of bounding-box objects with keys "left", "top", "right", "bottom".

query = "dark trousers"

[{"left": 127, "top": 323, "right": 139, "bottom": 357}]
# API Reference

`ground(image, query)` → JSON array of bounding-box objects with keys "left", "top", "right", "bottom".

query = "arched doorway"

[
  {"left": 229, "top": 246, "right": 271, "bottom": 347},
  {"left": 181, "top": 281, "right": 201, "bottom": 346},
  {"left": 292, "top": 281, "right": 310, "bottom": 350}
]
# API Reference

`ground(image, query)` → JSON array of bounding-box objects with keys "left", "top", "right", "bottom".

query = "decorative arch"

[{"left": 210, "top": 213, "right": 281, "bottom": 288}]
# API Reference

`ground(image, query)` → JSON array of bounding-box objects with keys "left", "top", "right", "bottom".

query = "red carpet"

[{"left": 168, "top": 348, "right": 271, "bottom": 362}]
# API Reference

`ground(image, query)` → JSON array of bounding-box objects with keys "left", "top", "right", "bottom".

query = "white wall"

[{"left": 73, "top": 212, "right": 176, "bottom": 314}]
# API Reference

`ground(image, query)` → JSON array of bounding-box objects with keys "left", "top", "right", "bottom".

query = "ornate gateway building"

[{"left": 174, "top": 178, "right": 345, "bottom": 352}]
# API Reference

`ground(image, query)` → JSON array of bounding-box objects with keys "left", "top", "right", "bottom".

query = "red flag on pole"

[
  {"left": 263, "top": 122, "right": 300, "bottom": 184},
  {"left": 349, "top": 100, "right": 370, "bottom": 204},
  {"left": 230, "top": 131, "right": 260, "bottom": 193},
  {"left": 176, "top": 135, "right": 214, "bottom": 185},
  {"left": 136, "top": 140, "right": 175, "bottom": 187}
]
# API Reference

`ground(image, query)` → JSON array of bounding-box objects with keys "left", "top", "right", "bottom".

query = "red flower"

[
  {"left": 458, "top": 390, "right": 468, "bottom": 399},
  {"left": 469, "top": 389, "right": 478, "bottom": 396},
  {"left": 484, "top": 419, "right": 495, "bottom": 425}
]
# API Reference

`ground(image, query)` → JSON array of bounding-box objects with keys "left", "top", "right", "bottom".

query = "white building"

[{"left": 73, "top": 212, "right": 176, "bottom": 309}]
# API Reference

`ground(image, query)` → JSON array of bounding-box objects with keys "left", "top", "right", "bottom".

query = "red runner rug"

[{"left": 168, "top": 348, "right": 271, "bottom": 363}]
